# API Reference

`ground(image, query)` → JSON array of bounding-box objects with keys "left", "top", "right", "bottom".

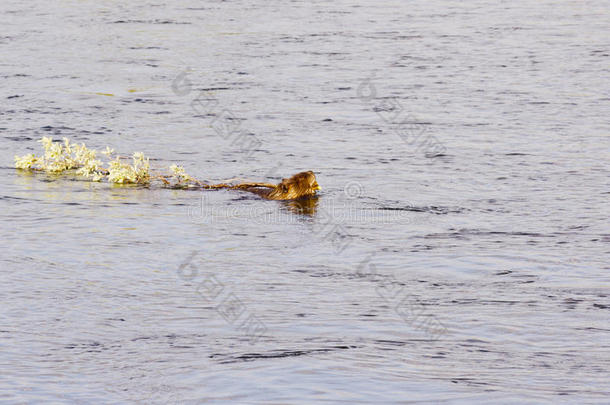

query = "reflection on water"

[
  {"left": 1, "top": 0, "right": 609, "bottom": 403},
  {"left": 280, "top": 195, "right": 319, "bottom": 216}
]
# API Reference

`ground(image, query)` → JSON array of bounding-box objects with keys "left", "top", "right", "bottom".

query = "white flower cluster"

[
  {"left": 108, "top": 152, "right": 150, "bottom": 184},
  {"left": 14, "top": 137, "right": 105, "bottom": 179},
  {"left": 15, "top": 137, "right": 201, "bottom": 187}
]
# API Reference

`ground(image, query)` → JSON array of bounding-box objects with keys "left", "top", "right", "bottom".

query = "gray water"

[{"left": 1, "top": 0, "right": 609, "bottom": 403}]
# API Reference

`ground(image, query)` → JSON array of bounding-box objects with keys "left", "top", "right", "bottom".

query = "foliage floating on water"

[
  {"left": 108, "top": 152, "right": 150, "bottom": 184},
  {"left": 15, "top": 137, "right": 321, "bottom": 200},
  {"left": 14, "top": 137, "right": 198, "bottom": 187}
]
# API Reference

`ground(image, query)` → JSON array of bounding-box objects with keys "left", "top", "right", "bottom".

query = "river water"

[{"left": 1, "top": 0, "right": 609, "bottom": 403}]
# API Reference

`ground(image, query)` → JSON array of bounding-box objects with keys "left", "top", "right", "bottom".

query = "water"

[{"left": 1, "top": 0, "right": 609, "bottom": 403}]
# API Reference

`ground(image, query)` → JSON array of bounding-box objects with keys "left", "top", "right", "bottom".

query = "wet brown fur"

[{"left": 219, "top": 171, "right": 320, "bottom": 200}]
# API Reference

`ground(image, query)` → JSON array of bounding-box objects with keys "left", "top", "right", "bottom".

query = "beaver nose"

[{"left": 313, "top": 183, "right": 321, "bottom": 191}]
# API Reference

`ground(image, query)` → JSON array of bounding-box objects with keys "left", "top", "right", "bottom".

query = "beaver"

[{"left": 236, "top": 171, "right": 321, "bottom": 200}]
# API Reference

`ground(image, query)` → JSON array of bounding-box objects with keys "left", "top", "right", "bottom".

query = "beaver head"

[{"left": 266, "top": 171, "right": 320, "bottom": 200}]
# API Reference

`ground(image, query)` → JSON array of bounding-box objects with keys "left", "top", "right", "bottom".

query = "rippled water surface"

[{"left": 1, "top": 0, "right": 609, "bottom": 403}]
